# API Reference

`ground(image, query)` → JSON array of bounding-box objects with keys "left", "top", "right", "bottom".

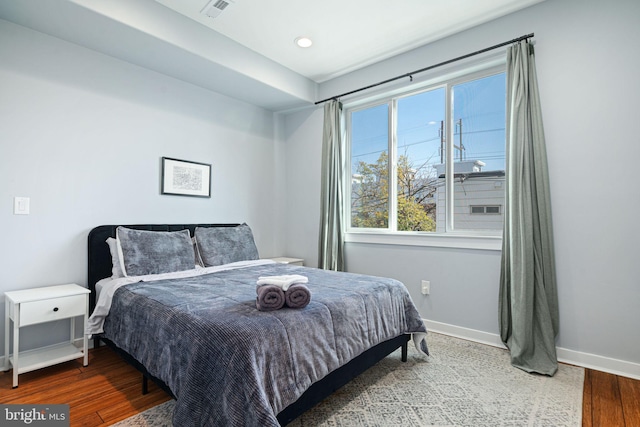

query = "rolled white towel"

[{"left": 257, "top": 274, "right": 308, "bottom": 291}]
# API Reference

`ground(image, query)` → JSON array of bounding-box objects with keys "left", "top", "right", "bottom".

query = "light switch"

[{"left": 14, "top": 197, "right": 30, "bottom": 215}]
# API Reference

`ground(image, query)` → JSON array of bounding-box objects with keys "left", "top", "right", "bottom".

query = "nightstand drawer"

[{"left": 20, "top": 294, "right": 86, "bottom": 327}]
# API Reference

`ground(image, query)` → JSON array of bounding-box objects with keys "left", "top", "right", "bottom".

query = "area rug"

[{"left": 113, "top": 333, "right": 584, "bottom": 426}]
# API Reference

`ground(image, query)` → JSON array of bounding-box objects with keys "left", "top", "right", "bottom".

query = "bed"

[{"left": 87, "top": 223, "right": 428, "bottom": 426}]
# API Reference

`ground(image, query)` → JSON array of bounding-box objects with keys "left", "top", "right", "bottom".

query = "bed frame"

[{"left": 87, "top": 224, "right": 409, "bottom": 425}]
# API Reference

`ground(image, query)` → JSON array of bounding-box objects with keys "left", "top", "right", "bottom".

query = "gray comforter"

[{"left": 102, "top": 263, "right": 428, "bottom": 426}]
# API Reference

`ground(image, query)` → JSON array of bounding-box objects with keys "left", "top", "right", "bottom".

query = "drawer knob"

[{"left": 53, "top": 307, "right": 59, "bottom": 312}]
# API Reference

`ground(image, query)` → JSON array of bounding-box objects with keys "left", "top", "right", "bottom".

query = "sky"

[{"left": 351, "top": 72, "right": 506, "bottom": 178}]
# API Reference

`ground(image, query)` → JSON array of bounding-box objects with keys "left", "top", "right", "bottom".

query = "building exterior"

[{"left": 434, "top": 160, "right": 505, "bottom": 232}]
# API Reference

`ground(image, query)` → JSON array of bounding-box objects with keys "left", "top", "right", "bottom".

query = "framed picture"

[{"left": 161, "top": 157, "right": 211, "bottom": 198}]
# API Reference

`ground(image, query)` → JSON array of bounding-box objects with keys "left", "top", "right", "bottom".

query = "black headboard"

[{"left": 87, "top": 224, "right": 239, "bottom": 311}]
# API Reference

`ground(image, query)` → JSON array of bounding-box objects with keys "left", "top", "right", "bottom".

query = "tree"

[
  {"left": 351, "top": 152, "right": 389, "bottom": 228},
  {"left": 351, "top": 151, "right": 437, "bottom": 231}
]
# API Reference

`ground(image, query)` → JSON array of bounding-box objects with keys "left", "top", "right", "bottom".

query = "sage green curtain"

[
  {"left": 499, "top": 41, "right": 559, "bottom": 376},
  {"left": 318, "top": 100, "right": 346, "bottom": 271}
]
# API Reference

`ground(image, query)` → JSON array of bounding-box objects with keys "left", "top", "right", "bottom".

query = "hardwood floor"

[
  {"left": 1, "top": 345, "right": 639, "bottom": 426},
  {"left": 583, "top": 368, "right": 640, "bottom": 427},
  {"left": 0, "top": 346, "right": 171, "bottom": 426}
]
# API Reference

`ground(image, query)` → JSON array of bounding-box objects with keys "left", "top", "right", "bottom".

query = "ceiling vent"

[{"left": 200, "top": 0, "right": 234, "bottom": 19}]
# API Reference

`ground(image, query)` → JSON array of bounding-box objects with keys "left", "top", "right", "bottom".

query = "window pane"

[
  {"left": 451, "top": 73, "right": 506, "bottom": 231},
  {"left": 396, "top": 88, "right": 445, "bottom": 231},
  {"left": 350, "top": 104, "right": 389, "bottom": 229}
]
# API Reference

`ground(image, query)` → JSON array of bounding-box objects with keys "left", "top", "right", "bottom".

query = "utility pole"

[
  {"left": 454, "top": 118, "right": 465, "bottom": 161},
  {"left": 439, "top": 120, "right": 444, "bottom": 164}
]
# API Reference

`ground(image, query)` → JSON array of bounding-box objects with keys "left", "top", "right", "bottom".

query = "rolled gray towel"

[
  {"left": 256, "top": 284, "right": 285, "bottom": 311},
  {"left": 285, "top": 284, "right": 311, "bottom": 309}
]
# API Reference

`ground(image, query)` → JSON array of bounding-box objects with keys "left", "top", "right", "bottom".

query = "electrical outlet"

[{"left": 421, "top": 280, "right": 430, "bottom": 295}]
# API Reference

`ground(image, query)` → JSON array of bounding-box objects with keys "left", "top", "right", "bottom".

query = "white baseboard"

[
  {"left": 556, "top": 347, "right": 640, "bottom": 380},
  {"left": 424, "top": 319, "right": 507, "bottom": 349},
  {"left": 424, "top": 319, "right": 640, "bottom": 380}
]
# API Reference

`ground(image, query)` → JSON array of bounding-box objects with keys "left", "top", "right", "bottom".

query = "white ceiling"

[
  {"left": 0, "top": 0, "right": 544, "bottom": 110},
  {"left": 155, "top": 0, "right": 542, "bottom": 83}
]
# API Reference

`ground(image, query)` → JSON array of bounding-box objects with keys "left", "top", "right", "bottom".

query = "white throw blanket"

[{"left": 256, "top": 274, "right": 308, "bottom": 291}]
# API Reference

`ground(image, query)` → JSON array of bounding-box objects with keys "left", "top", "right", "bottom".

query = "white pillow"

[{"left": 106, "top": 237, "right": 125, "bottom": 279}]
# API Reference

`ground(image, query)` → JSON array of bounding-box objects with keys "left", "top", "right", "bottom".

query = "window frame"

[{"left": 344, "top": 63, "right": 506, "bottom": 251}]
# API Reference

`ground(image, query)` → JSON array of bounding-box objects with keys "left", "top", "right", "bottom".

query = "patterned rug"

[{"left": 113, "top": 333, "right": 584, "bottom": 426}]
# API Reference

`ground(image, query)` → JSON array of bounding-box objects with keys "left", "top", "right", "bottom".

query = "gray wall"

[
  {"left": 282, "top": 0, "right": 640, "bottom": 370},
  {"left": 0, "top": 20, "right": 284, "bottom": 352}
]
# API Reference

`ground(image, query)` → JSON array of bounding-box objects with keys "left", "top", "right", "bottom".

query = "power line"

[{"left": 353, "top": 128, "right": 505, "bottom": 160}]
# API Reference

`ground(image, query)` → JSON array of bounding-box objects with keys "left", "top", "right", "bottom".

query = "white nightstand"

[
  {"left": 3, "top": 283, "right": 90, "bottom": 388},
  {"left": 269, "top": 257, "right": 304, "bottom": 266}
]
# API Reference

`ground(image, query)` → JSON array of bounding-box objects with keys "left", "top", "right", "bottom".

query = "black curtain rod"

[{"left": 315, "top": 33, "right": 534, "bottom": 105}]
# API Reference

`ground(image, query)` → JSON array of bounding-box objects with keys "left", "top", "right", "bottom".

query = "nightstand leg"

[
  {"left": 12, "top": 304, "right": 20, "bottom": 388},
  {"left": 83, "top": 307, "right": 88, "bottom": 367},
  {"left": 70, "top": 316, "right": 75, "bottom": 346},
  {"left": 3, "top": 298, "right": 9, "bottom": 372}
]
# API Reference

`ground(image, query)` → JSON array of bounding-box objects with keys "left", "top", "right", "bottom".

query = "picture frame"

[{"left": 161, "top": 157, "right": 211, "bottom": 198}]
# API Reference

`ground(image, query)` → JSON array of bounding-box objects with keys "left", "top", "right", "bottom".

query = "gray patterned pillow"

[
  {"left": 116, "top": 227, "right": 195, "bottom": 276},
  {"left": 194, "top": 224, "right": 259, "bottom": 267}
]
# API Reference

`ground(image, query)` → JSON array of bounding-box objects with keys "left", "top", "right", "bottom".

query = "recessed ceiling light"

[{"left": 294, "top": 37, "right": 313, "bottom": 48}]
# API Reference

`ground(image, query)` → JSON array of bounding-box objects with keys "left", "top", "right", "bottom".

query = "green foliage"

[
  {"left": 397, "top": 195, "right": 435, "bottom": 231},
  {"left": 351, "top": 151, "right": 436, "bottom": 231},
  {"left": 351, "top": 152, "right": 389, "bottom": 228}
]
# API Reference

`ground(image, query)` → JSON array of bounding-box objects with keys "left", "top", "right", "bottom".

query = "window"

[
  {"left": 471, "top": 205, "right": 501, "bottom": 214},
  {"left": 348, "top": 68, "right": 506, "bottom": 236}
]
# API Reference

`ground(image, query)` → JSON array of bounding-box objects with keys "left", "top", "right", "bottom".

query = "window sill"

[{"left": 345, "top": 231, "right": 502, "bottom": 251}]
